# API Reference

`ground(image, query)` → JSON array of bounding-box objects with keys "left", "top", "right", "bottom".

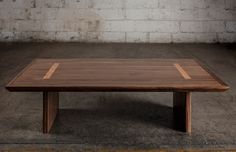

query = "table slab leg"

[
  {"left": 43, "top": 92, "right": 59, "bottom": 133},
  {"left": 173, "top": 92, "right": 191, "bottom": 133}
]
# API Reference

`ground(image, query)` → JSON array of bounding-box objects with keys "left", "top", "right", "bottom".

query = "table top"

[{"left": 6, "top": 59, "right": 229, "bottom": 92}]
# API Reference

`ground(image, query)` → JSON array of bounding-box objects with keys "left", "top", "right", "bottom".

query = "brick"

[
  {"left": 206, "top": 0, "right": 225, "bottom": 10},
  {"left": 0, "top": 20, "right": 17, "bottom": 32},
  {"left": 0, "top": 1, "right": 8, "bottom": 8},
  {"left": 181, "top": 9, "right": 234, "bottom": 21},
  {"left": 207, "top": 10, "right": 236, "bottom": 20},
  {"left": 86, "top": 32, "right": 101, "bottom": 42},
  {"left": 0, "top": 8, "right": 12, "bottom": 20},
  {"left": 1, "top": 8, "right": 31, "bottom": 20},
  {"left": 92, "top": 9, "right": 125, "bottom": 20},
  {"left": 19, "top": 31, "right": 56, "bottom": 42},
  {"left": 41, "top": 20, "right": 64, "bottom": 32},
  {"left": 0, "top": 32, "right": 2, "bottom": 41},
  {"left": 225, "top": 0, "right": 236, "bottom": 10},
  {"left": 175, "top": 9, "right": 235, "bottom": 21},
  {"left": 172, "top": 33, "right": 196, "bottom": 43},
  {"left": 64, "top": 20, "right": 88, "bottom": 32},
  {"left": 152, "top": 9, "right": 222, "bottom": 21},
  {"left": 56, "top": 32, "right": 81, "bottom": 41},
  {"left": 56, "top": 9, "right": 82, "bottom": 20},
  {"left": 0, "top": 0, "right": 35, "bottom": 8},
  {"left": 30, "top": 8, "right": 58, "bottom": 20},
  {"left": 14, "top": 32, "right": 40, "bottom": 41},
  {"left": 195, "top": 33, "right": 217, "bottom": 43},
  {"left": 38, "top": 32, "right": 56, "bottom": 41},
  {"left": 36, "top": 0, "right": 65, "bottom": 8},
  {"left": 103, "top": 21, "right": 134, "bottom": 32},
  {"left": 180, "top": 9, "right": 215, "bottom": 20},
  {"left": 135, "top": 21, "right": 179, "bottom": 33},
  {"left": 159, "top": 0, "right": 181, "bottom": 9},
  {"left": 90, "top": 0, "right": 124, "bottom": 9},
  {"left": 181, "top": 0, "right": 209, "bottom": 10},
  {"left": 0, "top": 20, "right": 3, "bottom": 31},
  {"left": 181, "top": 21, "right": 225, "bottom": 33},
  {"left": 218, "top": 33, "right": 236, "bottom": 42},
  {"left": 126, "top": 9, "right": 151, "bottom": 20},
  {"left": 125, "top": 0, "right": 158, "bottom": 9},
  {"left": 11, "top": 9, "right": 30, "bottom": 20},
  {"left": 16, "top": 20, "right": 41, "bottom": 32},
  {"left": 73, "top": 9, "right": 92, "bottom": 20},
  {"left": 88, "top": 20, "right": 103, "bottom": 32},
  {"left": 57, "top": 8, "right": 124, "bottom": 21},
  {"left": 150, "top": 33, "right": 172, "bottom": 43},
  {"left": 100, "top": 32, "right": 126, "bottom": 42},
  {"left": 151, "top": 9, "right": 196, "bottom": 20},
  {"left": 126, "top": 32, "right": 149, "bottom": 42},
  {"left": 104, "top": 21, "right": 179, "bottom": 32},
  {"left": 29, "top": 8, "right": 42, "bottom": 20},
  {"left": 226, "top": 22, "right": 236, "bottom": 32},
  {"left": 0, "top": 32, "right": 15, "bottom": 41},
  {"left": 64, "top": 0, "right": 89, "bottom": 8}
]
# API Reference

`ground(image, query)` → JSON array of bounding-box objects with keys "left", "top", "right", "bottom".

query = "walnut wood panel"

[
  {"left": 6, "top": 59, "right": 229, "bottom": 92},
  {"left": 173, "top": 92, "right": 191, "bottom": 133},
  {"left": 43, "top": 92, "right": 59, "bottom": 133}
]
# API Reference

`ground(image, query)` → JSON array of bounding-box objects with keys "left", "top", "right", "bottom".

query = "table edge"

[{"left": 5, "top": 58, "right": 229, "bottom": 92}]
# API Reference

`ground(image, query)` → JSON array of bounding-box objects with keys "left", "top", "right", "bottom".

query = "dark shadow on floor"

[{"left": 51, "top": 95, "right": 173, "bottom": 138}]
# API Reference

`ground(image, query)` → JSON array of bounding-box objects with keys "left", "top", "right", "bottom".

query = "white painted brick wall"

[{"left": 0, "top": 0, "right": 235, "bottom": 42}]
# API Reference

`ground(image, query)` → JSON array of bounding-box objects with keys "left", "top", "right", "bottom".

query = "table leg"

[
  {"left": 43, "top": 92, "right": 59, "bottom": 133},
  {"left": 173, "top": 92, "right": 191, "bottom": 133}
]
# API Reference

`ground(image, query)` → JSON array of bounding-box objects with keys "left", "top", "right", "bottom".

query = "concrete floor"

[{"left": 0, "top": 43, "right": 236, "bottom": 151}]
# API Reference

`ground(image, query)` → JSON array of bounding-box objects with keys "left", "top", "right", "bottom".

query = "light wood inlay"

[
  {"left": 43, "top": 63, "right": 59, "bottom": 80},
  {"left": 174, "top": 63, "right": 191, "bottom": 80}
]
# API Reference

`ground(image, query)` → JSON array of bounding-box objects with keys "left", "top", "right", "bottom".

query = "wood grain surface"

[
  {"left": 43, "top": 92, "right": 59, "bottom": 133},
  {"left": 173, "top": 92, "right": 191, "bottom": 133},
  {"left": 6, "top": 59, "right": 229, "bottom": 92}
]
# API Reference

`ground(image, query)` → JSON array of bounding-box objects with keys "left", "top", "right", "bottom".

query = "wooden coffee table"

[{"left": 6, "top": 59, "right": 229, "bottom": 134}]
